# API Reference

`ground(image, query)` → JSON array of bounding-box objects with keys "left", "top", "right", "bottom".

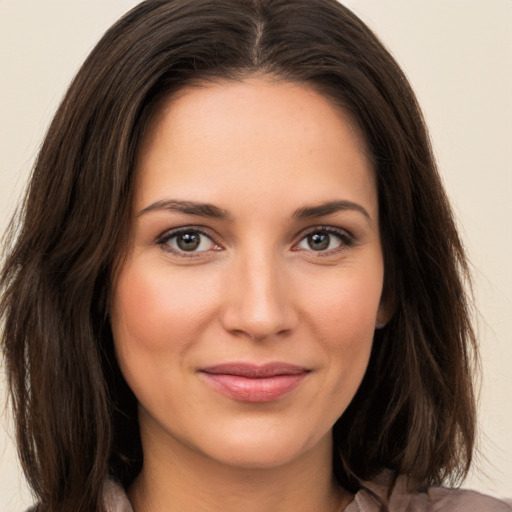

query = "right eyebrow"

[{"left": 137, "top": 199, "right": 232, "bottom": 221}]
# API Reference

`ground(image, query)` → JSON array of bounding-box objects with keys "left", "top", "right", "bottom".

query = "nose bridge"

[{"left": 221, "top": 243, "right": 295, "bottom": 340}]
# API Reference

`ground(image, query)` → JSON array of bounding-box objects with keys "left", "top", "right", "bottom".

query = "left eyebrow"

[{"left": 293, "top": 200, "right": 371, "bottom": 221}]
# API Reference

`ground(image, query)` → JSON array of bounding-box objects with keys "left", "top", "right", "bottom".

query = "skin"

[{"left": 110, "top": 77, "right": 390, "bottom": 512}]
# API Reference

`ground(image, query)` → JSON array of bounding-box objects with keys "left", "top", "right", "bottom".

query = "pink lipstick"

[{"left": 199, "top": 363, "right": 309, "bottom": 402}]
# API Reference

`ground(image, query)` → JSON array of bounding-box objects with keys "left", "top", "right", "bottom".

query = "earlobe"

[{"left": 375, "top": 296, "right": 395, "bottom": 329}]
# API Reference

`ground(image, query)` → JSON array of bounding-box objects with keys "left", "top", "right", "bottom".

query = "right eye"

[{"left": 157, "top": 229, "right": 221, "bottom": 255}]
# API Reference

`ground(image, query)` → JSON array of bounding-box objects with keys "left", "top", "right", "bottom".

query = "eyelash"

[
  {"left": 294, "top": 226, "right": 356, "bottom": 256},
  {"left": 156, "top": 225, "right": 356, "bottom": 257},
  {"left": 156, "top": 226, "right": 221, "bottom": 258}
]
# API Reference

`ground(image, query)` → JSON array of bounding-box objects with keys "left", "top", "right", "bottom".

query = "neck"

[{"left": 128, "top": 420, "right": 350, "bottom": 512}]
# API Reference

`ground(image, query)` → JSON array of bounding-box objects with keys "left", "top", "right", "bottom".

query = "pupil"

[
  {"left": 177, "top": 232, "right": 200, "bottom": 251},
  {"left": 308, "top": 232, "right": 329, "bottom": 251}
]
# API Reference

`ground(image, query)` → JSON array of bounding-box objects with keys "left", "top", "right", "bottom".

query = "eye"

[
  {"left": 295, "top": 228, "right": 354, "bottom": 253},
  {"left": 157, "top": 228, "right": 220, "bottom": 254}
]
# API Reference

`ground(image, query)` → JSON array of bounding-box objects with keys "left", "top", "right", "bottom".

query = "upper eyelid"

[
  {"left": 156, "top": 224, "right": 351, "bottom": 237},
  {"left": 300, "top": 225, "right": 350, "bottom": 234},
  {"left": 294, "top": 225, "right": 354, "bottom": 241},
  {"left": 156, "top": 225, "right": 219, "bottom": 243}
]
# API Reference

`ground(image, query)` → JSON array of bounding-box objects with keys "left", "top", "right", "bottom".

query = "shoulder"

[
  {"left": 22, "top": 480, "right": 134, "bottom": 512},
  {"left": 425, "top": 486, "right": 511, "bottom": 511},
  {"left": 346, "top": 470, "right": 511, "bottom": 512}
]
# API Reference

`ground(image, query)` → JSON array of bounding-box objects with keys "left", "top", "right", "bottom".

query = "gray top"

[
  {"left": 343, "top": 470, "right": 511, "bottom": 512},
  {"left": 103, "top": 470, "right": 511, "bottom": 512}
]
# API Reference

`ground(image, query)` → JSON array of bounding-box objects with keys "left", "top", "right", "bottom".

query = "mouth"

[{"left": 199, "top": 363, "right": 310, "bottom": 403}]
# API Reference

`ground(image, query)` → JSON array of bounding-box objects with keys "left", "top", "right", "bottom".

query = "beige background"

[{"left": 1, "top": 0, "right": 511, "bottom": 509}]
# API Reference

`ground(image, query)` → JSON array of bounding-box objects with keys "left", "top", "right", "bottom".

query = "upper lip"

[{"left": 200, "top": 363, "right": 309, "bottom": 378}]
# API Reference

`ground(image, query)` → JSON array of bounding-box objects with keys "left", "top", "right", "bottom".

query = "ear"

[{"left": 375, "top": 294, "right": 395, "bottom": 329}]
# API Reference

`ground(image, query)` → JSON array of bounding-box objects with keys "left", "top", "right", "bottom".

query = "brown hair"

[{"left": 1, "top": 1, "right": 476, "bottom": 510}]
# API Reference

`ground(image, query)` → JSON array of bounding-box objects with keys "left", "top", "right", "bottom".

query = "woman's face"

[{"left": 111, "top": 78, "right": 388, "bottom": 470}]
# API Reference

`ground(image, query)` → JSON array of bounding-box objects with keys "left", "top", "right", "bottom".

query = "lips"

[{"left": 199, "top": 363, "right": 309, "bottom": 402}]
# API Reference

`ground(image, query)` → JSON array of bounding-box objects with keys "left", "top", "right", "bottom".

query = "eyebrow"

[
  {"left": 138, "top": 199, "right": 232, "bottom": 220},
  {"left": 293, "top": 200, "right": 371, "bottom": 221},
  {"left": 138, "top": 198, "right": 371, "bottom": 222}
]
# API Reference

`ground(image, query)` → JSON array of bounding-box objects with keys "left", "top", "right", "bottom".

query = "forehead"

[{"left": 134, "top": 77, "right": 376, "bottom": 218}]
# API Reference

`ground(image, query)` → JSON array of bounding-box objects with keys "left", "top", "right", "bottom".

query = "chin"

[{"left": 192, "top": 424, "right": 332, "bottom": 471}]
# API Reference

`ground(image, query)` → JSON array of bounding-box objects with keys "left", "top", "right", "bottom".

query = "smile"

[{"left": 199, "top": 363, "right": 310, "bottom": 402}]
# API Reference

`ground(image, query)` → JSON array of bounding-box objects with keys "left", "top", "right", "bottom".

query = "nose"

[{"left": 220, "top": 249, "right": 298, "bottom": 341}]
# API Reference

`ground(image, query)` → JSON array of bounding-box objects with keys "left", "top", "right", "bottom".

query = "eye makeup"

[
  {"left": 154, "top": 222, "right": 358, "bottom": 261},
  {"left": 156, "top": 226, "right": 222, "bottom": 258},
  {"left": 293, "top": 225, "right": 356, "bottom": 256}
]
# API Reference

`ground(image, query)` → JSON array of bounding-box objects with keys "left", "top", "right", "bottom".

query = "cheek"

[
  {"left": 321, "top": 289, "right": 376, "bottom": 385},
  {"left": 109, "top": 257, "right": 222, "bottom": 417},
  {"left": 299, "top": 263, "right": 383, "bottom": 399},
  {"left": 304, "top": 264, "right": 383, "bottom": 341},
  {"left": 110, "top": 257, "right": 218, "bottom": 353}
]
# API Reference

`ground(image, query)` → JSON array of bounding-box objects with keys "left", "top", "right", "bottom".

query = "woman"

[{"left": 1, "top": 1, "right": 509, "bottom": 511}]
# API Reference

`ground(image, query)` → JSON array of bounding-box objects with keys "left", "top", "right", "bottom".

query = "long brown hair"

[{"left": 1, "top": 1, "right": 476, "bottom": 510}]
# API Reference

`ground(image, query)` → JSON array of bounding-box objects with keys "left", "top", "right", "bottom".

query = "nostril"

[{"left": 220, "top": 296, "right": 297, "bottom": 341}]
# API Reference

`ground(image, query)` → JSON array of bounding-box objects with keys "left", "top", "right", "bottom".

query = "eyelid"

[
  {"left": 292, "top": 225, "right": 356, "bottom": 254},
  {"left": 154, "top": 224, "right": 356, "bottom": 258},
  {"left": 156, "top": 226, "right": 223, "bottom": 256},
  {"left": 298, "top": 225, "right": 353, "bottom": 238}
]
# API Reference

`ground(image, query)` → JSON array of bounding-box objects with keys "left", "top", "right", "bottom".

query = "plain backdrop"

[{"left": 1, "top": 1, "right": 511, "bottom": 509}]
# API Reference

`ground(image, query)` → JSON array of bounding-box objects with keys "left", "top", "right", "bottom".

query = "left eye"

[
  {"left": 160, "top": 230, "right": 217, "bottom": 253},
  {"left": 296, "top": 230, "right": 349, "bottom": 252}
]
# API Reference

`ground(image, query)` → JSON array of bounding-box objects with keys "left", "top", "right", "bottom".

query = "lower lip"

[{"left": 200, "top": 373, "right": 307, "bottom": 402}]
